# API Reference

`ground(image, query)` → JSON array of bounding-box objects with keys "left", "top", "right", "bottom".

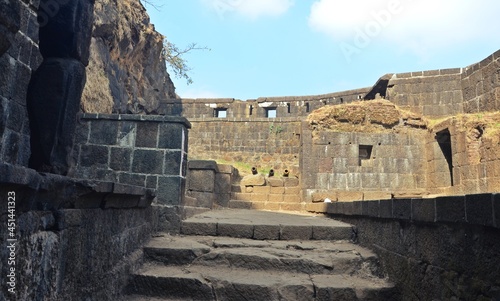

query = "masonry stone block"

[
  {"left": 157, "top": 176, "right": 184, "bottom": 205},
  {"left": 337, "top": 191, "right": 363, "bottom": 202},
  {"left": 182, "top": 221, "right": 217, "bottom": 236},
  {"left": 132, "top": 149, "right": 164, "bottom": 175},
  {"left": 118, "top": 121, "right": 136, "bottom": 147},
  {"left": 465, "top": 194, "right": 494, "bottom": 226},
  {"left": 411, "top": 199, "right": 435, "bottom": 222},
  {"left": 393, "top": 199, "right": 412, "bottom": 220},
  {"left": 135, "top": 122, "right": 158, "bottom": 148},
  {"left": 254, "top": 224, "right": 280, "bottom": 240},
  {"left": 435, "top": 196, "right": 466, "bottom": 223},
  {"left": 280, "top": 225, "right": 312, "bottom": 240},
  {"left": 118, "top": 173, "right": 145, "bottom": 187},
  {"left": 217, "top": 223, "right": 254, "bottom": 238},
  {"left": 362, "top": 200, "right": 379, "bottom": 217},
  {"left": 379, "top": 199, "right": 393, "bottom": 218},
  {"left": 283, "top": 177, "right": 299, "bottom": 187},
  {"left": 267, "top": 177, "right": 284, "bottom": 187},
  {"left": 79, "top": 145, "right": 109, "bottom": 168},
  {"left": 188, "top": 169, "right": 215, "bottom": 192},
  {"left": 187, "top": 191, "right": 213, "bottom": 208},
  {"left": 109, "top": 147, "right": 131, "bottom": 171},
  {"left": 159, "top": 123, "right": 186, "bottom": 150},
  {"left": 163, "top": 150, "right": 183, "bottom": 176}
]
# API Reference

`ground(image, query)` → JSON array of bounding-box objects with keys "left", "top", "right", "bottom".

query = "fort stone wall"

[
  {"left": 301, "top": 123, "right": 428, "bottom": 201},
  {"left": 188, "top": 117, "right": 302, "bottom": 175}
]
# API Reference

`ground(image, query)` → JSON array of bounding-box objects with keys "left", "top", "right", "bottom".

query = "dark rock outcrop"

[
  {"left": 27, "top": 0, "right": 95, "bottom": 175},
  {"left": 82, "top": 0, "right": 177, "bottom": 114}
]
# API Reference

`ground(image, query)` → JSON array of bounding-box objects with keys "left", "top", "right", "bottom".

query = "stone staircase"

[{"left": 124, "top": 209, "right": 398, "bottom": 300}]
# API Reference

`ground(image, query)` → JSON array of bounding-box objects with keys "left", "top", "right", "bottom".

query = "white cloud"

[
  {"left": 203, "top": 0, "right": 294, "bottom": 19},
  {"left": 308, "top": 0, "right": 500, "bottom": 57}
]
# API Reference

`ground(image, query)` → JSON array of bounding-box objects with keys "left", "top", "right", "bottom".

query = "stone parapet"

[{"left": 71, "top": 113, "right": 190, "bottom": 206}]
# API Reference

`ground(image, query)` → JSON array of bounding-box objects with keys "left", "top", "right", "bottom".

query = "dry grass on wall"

[{"left": 81, "top": 60, "right": 114, "bottom": 114}]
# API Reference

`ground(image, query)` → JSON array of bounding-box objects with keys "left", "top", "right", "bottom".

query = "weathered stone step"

[
  {"left": 144, "top": 235, "right": 380, "bottom": 276},
  {"left": 228, "top": 199, "right": 305, "bottom": 211},
  {"left": 181, "top": 209, "right": 354, "bottom": 240},
  {"left": 126, "top": 264, "right": 397, "bottom": 301}
]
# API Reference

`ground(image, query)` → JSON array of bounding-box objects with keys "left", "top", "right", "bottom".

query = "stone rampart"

[
  {"left": 188, "top": 117, "right": 302, "bottom": 174},
  {"left": 461, "top": 50, "right": 500, "bottom": 113},
  {"left": 386, "top": 68, "right": 464, "bottom": 117}
]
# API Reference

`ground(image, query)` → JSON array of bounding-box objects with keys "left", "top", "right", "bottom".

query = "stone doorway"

[{"left": 435, "top": 129, "right": 454, "bottom": 187}]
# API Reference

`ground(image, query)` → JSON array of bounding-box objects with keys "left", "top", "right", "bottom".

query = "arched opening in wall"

[{"left": 436, "top": 129, "right": 454, "bottom": 186}]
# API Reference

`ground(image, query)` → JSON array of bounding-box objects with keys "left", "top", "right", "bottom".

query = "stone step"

[
  {"left": 228, "top": 199, "right": 304, "bottom": 210},
  {"left": 126, "top": 264, "right": 397, "bottom": 301},
  {"left": 181, "top": 206, "right": 211, "bottom": 220},
  {"left": 180, "top": 209, "right": 354, "bottom": 241},
  {"left": 143, "top": 235, "right": 381, "bottom": 277}
]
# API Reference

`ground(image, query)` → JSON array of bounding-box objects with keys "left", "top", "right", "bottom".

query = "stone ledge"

[
  {"left": 188, "top": 160, "right": 219, "bottom": 171},
  {"left": 0, "top": 163, "right": 155, "bottom": 211},
  {"left": 79, "top": 112, "right": 191, "bottom": 128},
  {"left": 313, "top": 193, "right": 499, "bottom": 228}
]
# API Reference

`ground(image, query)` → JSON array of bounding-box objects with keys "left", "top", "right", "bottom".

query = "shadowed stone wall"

[
  {"left": 71, "top": 113, "right": 191, "bottom": 232},
  {"left": 308, "top": 194, "right": 500, "bottom": 301},
  {"left": 0, "top": 0, "right": 42, "bottom": 167},
  {"left": 0, "top": 164, "right": 157, "bottom": 301}
]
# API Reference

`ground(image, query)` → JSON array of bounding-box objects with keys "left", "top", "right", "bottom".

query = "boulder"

[{"left": 241, "top": 174, "right": 266, "bottom": 186}]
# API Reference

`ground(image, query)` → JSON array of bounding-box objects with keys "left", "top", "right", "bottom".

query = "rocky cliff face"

[{"left": 82, "top": 0, "right": 176, "bottom": 114}]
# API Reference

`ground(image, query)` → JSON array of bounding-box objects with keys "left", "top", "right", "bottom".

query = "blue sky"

[{"left": 145, "top": 0, "right": 500, "bottom": 100}]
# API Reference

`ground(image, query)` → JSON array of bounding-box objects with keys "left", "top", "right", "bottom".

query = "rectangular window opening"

[
  {"left": 359, "top": 145, "right": 373, "bottom": 166},
  {"left": 265, "top": 107, "right": 277, "bottom": 118},
  {"left": 214, "top": 108, "right": 227, "bottom": 118}
]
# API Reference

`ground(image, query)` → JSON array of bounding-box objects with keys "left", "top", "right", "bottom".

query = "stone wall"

[
  {"left": 386, "top": 50, "right": 500, "bottom": 118},
  {"left": 301, "top": 124, "right": 428, "bottom": 200},
  {"left": 188, "top": 118, "right": 302, "bottom": 174},
  {"left": 426, "top": 117, "right": 500, "bottom": 196},
  {"left": 0, "top": 0, "right": 42, "bottom": 167},
  {"left": 461, "top": 50, "right": 500, "bottom": 113},
  {"left": 0, "top": 163, "right": 157, "bottom": 301},
  {"left": 185, "top": 160, "right": 235, "bottom": 208},
  {"left": 161, "top": 87, "right": 371, "bottom": 118},
  {"left": 386, "top": 68, "right": 464, "bottom": 117},
  {"left": 307, "top": 194, "right": 500, "bottom": 301},
  {"left": 71, "top": 113, "right": 191, "bottom": 207}
]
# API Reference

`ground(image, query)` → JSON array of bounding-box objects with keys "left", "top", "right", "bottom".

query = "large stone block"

[
  {"left": 132, "top": 149, "right": 164, "bottom": 175},
  {"left": 435, "top": 196, "right": 466, "bottom": 223},
  {"left": 27, "top": 58, "right": 86, "bottom": 174},
  {"left": 411, "top": 199, "right": 435, "bottom": 222},
  {"left": 38, "top": 0, "right": 95, "bottom": 65},
  {"left": 188, "top": 169, "right": 215, "bottom": 192},
  {"left": 157, "top": 176, "right": 184, "bottom": 205},
  {"left": 465, "top": 194, "right": 494, "bottom": 226}
]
